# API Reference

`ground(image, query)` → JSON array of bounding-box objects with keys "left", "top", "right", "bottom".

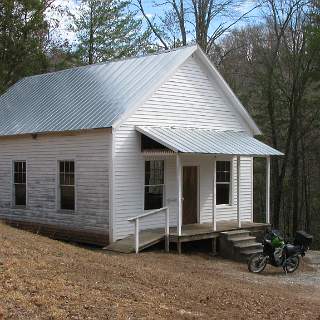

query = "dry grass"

[{"left": 0, "top": 223, "right": 319, "bottom": 320}]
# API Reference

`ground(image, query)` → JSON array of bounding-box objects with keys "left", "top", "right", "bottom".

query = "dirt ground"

[{"left": 0, "top": 224, "right": 319, "bottom": 320}]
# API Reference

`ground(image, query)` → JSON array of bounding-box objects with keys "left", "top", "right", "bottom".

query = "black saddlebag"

[
  {"left": 284, "top": 244, "right": 300, "bottom": 256},
  {"left": 294, "top": 231, "right": 313, "bottom": 247}
]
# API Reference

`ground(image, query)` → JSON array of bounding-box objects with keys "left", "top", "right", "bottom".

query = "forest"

[{"left": 0, "top": 0, "right": 319, "bottom": 247}]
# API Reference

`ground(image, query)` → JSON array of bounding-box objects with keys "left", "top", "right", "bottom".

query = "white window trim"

[
  {"left": 216, "top": 158, "right": 233, "bottom": 207},
  {"left": 143, "top": 159, "right": 166, "bottom": 212},
  {"left": 57, "top": 160, "right": 77, "bottom": 213},
  {"left": 12, "top": 160, "right": 27, "bottom": 208}
]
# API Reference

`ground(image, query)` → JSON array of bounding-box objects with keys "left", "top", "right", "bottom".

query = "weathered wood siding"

[
  {"left": 113, "top": 56, "right": 254, "bottom": 240},
  {"left": 0, "top": 130, "right": 111, "bottom": 237}
]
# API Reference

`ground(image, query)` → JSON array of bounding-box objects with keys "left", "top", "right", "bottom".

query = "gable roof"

[
  {"left": 137, "top": 126, "right": 282, "bottom": 156},
  {"left": 0, "top": 45, "right": 260, "bottom": 137}
]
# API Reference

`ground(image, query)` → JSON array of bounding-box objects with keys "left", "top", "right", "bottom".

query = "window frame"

[
  {"left": 57, "top": 160, "right": 76, "bottom": 213},
  {"left": 216, "top": 159, "right": 233, "bottom": 206},
  {"left": 144, "top": 159, "right": 165, "bottom": 211},
  {"left": 12, "top": 160, "right": 27, "bottom": 208}
]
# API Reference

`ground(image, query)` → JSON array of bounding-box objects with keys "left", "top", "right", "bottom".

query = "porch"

[
  {"left": 137, "top": 127, "right": 282, "bottom": 239},
  {"left": 107, "top": 126, "right": 282, "bottom": 256},
  {"left": 105, "top": 220, "right": 269, "bottom": 254}
]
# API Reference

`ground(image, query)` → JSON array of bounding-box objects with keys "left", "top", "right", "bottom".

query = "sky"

[
  {"left": 45, "top": 0, "right": 80, "bottom": 45},
  {"left": 46, "top": 0, "right": 161, "bottom": 45},
  {"left": 46, "top": 0, "right": 260, "bottom": 47}
]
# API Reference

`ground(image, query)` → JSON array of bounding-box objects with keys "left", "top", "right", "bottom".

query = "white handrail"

[
  {"left": 128, "top": 207, "right": 170, "bottom": 254},
  {"left": 128, "top": 207, "right": 168, "bottom": 221}
]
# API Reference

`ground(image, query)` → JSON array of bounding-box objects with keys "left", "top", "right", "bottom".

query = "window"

[
  {"left": 13, "top": 161, "right": 26, "bottom": 206},
  {"left": 216, "top": 161, "right": 231, "bottom": 205},
  {"left": 59, "top": 161, "right": 75, "bottom": 211},
  {"left": 144, "top": 160, "right": 164, "bottom": 210}
]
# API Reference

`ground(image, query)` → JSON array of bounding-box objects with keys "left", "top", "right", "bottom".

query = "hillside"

[{"left": 0, "top": 223, "right": 319, "bottom": 320}]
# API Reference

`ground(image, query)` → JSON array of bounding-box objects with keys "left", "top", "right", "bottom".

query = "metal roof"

[
  {"left": 137, "top": 126, "right": 283, "bottom": 156},
  {"left": 0, "top": 46, "right": 197, "bottom": 136}
]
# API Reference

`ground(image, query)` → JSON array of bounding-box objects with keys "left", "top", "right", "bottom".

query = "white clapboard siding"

[
  {"left": 198, "top": 156, "right": 253, "bottom": 223},
  {"left": 113, "top": 56, "right": 253, "bottom": 240},
  {"left": 0, "top": 130, "right": 111, "bottom": 233}
]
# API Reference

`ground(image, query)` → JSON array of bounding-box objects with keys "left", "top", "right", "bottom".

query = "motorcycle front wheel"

[
  {"left": 284, "top": 256, "right": 300, "bottom": 273},
  {"left": 248, "top": 253, "right": 268, "bottom": 273}
]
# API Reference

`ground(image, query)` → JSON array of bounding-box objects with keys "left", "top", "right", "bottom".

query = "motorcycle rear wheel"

[
  {"left": 284, "top": 256, "right": 300, "bottom": 273},
  {"left": 248, "top": 253, "right": 268, "bottom": 273}
]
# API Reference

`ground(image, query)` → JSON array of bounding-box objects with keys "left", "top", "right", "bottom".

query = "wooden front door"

[{"left": 182, "top": 166, "right": 198, "bottom": 225}]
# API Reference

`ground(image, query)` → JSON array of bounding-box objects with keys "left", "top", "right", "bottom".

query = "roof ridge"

[
  {"left": 138, "top": 125, "right": 247, "bottom": 133},
  {"left": 27, "top": 44, "right": 198, "bottom": 80}
]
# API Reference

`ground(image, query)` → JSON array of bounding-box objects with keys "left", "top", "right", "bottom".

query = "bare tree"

[
  {"left": 218, "top": 0, "right": 320, "bottom": 237},
  {"left": 134, "top": 0, "right": 258, "bottom": 52}
]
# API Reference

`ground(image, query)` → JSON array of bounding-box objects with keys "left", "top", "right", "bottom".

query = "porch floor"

[
  {"left": 170, "top": 220, "right": 268, "bottom": 239},
  {"left": 105, "top": 220, "right": 270, "bottom": 254}
]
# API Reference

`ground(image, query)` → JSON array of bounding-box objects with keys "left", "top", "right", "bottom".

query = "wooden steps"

[
  {"left": 219, "top": 230, "right": 263, "bottom": 262},
  {"left": 104, "top": 229, "right": 165, "bottom": 253}
]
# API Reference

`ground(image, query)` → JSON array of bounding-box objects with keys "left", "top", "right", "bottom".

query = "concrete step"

[
  {"left": 241, "top": 248, "right": 263, "bottom": 257},
  {"left": 219, "top": 229, "right": 264, "bottom": 262},
  {"left": 236, "top": 248, "right": 263, "bottom": 262},
  {"left": 233, "top": 242, "right": 263, "bottom": 262},
  {"left": 234, "top": 242, "right": 263, "bottom": 250},
  {"left": 230, "top": 236, "right": 257, "bottom": 244},
  {"left": 220, "top": 230, "right": 251, "bottom": 240},
  {"left": 221, "top": 229, "right": 250, "bottom": 235}
]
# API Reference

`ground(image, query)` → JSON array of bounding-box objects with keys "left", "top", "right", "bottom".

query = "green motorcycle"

[{"left": 248, "top": 230, "right": 312, "bottom": 274}]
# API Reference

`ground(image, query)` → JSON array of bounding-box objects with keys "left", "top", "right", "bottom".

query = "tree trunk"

[
  {"left": 88, "top": 3, "right": 94, "bottom": 65},
  {"left": 172, "top": 0, "right": 187, "bottom": 46},
  {"left": 291, "top": 120, "right": 299, "bottom": 234}
]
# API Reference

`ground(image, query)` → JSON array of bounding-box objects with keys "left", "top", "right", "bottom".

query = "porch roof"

[{"left": 136, "top": 126, "right": 283, "bottom": 156}]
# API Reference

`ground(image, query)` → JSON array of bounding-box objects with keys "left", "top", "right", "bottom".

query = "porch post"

[
  {"left": 176, "top": 153, "right": 182, "bottom": 236},
  {"left": 237, "top": 156, "right": 241, "bottom": 228},
  {"left": 266, "top": 156, "right": 271, "bottom": 224},
  {"left": 212, "top": 158, "right": 217, "bottom": 231}
]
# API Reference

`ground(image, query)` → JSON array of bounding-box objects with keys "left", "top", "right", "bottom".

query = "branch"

[
  {"left": 207, "top": 4, "right": 260, "bottom": 52},
  {"left": 134, "top": 0, "right": 169, "bottom": 50}
]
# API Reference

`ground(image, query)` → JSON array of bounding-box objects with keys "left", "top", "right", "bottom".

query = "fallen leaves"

[{"left": 0, "top": 223, "right": 319, "bottom": 320}]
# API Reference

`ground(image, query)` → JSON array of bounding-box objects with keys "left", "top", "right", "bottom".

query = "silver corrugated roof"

[
  {"left": 0, "top": 46, "right": 197, "bottom": 136},
  {"left": 137, "top": 126, "right": 283, "bottom": 156}
]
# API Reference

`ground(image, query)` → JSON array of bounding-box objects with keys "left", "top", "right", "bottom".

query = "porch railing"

[{"left": 128, "top": 207, "right": 170, "bottom": 254}]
